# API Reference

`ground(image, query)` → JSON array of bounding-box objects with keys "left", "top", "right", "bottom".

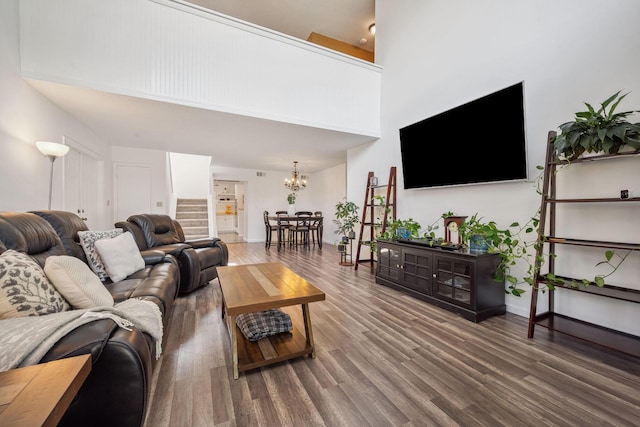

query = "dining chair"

[
  {"left": 289, "top": 212, "right": 312, "bottom": 249},
  {"left": 310, "top": 212, "right": 323, "bottom": 248},
  {"left": 275, "top": 211, "right": 291, "bottom": 249},
  {"left": 263, "top": 210, "right": 279, "bottom": 248}
]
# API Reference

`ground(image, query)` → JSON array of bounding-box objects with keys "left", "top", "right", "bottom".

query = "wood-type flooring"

[{"left": 144, "top": 242, "right": 640, "bottom": 427}]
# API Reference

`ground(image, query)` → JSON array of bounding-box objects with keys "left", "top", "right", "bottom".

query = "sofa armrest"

[
  {"left": 39, "top": 319, "right": 153, "bottom": 427},
  {"left": 140, "top": 249, "right": 170, "bottom": 265},
  {"left": 184, "top": 237, "right": 221, "bottom": 249},
  {"left": 185, "top": 238, "right": 229, "bottom": 266}
]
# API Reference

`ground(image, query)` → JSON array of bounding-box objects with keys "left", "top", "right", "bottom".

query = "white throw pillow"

[
  {"left": 44, "top": 255, "right": 114, "bottom": 309},
  {"left": 94, "top": 232, "right": 145, "bottom": 283},
  {"left": 0, "top": 250, "right": 70, "bottom": 319},
  {"left": 78, "top": 229, "right": 124, "bottom": 281}
]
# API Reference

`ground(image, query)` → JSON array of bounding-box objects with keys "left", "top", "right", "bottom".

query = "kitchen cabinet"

[{"left": 216, "top": 215, "right": 235, "bottom": 232}]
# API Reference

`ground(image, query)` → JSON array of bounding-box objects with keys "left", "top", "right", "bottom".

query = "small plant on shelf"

[
  {"left": 333, "top": 198, "right": 360, "bottom": 240},
  {"left": 378, "top": 217, "right": 422, "bottom": 241},
  {"left": 552, "top": 90, "right": 640, "bottom": 161}
]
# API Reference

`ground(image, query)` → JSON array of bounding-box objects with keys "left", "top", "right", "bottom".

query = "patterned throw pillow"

[
  {"left": 0, "top": 250, "right": 70, "bottom": 319},
  {"left": 77, "top": 229, "right": 123, "bottom": 281}
]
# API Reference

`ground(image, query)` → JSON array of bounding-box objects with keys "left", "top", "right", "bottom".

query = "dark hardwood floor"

[{"left": 145, "top": 242, "right": 640, "bottom": 427}]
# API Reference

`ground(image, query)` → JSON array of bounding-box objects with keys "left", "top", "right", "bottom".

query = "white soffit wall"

[{"left": 19, "top": 0, "right": 381, "bottom": 136}]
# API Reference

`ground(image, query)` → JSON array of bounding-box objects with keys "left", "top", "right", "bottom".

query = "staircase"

[{"left": 176, "top": 198, "right": 209, "bottom": 239}]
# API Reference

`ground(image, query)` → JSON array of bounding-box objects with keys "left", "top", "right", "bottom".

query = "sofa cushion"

[
  {"left": 44, "top": 255, "right": 114, "bottom": 309},
  {"left": 78, "top": 229, "right": 124, "bottom": 281},
  {"left": 0, "top": 249, "right": 70, "bottom": 319},
  {"left": 94, "top": 232, "right": 145, "bottom": 283}
]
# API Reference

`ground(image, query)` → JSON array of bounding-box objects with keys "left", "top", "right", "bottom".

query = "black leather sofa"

[
  {"left": 115, "top": 214, "right": 228, "bottom": 294},
  {"left": 0, "top": 210, "right": 181, "bottom": 427}
]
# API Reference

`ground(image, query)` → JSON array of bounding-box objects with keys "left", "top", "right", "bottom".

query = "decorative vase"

[
  {"left": 469, "top": 234, "right": 489, "bottom": 253},
  {"left": 287, "top": 204, "right": 295, "bottom": 215},
  {"left": 396, "top": 227, "right": 411, "bottom": 240}
]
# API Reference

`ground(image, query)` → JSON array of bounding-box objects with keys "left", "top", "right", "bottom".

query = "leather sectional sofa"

[
  {"left": 0, "top": 210, "right": 181, "bottom": 427},
  {"left": 115, "top": 213, "right": 229, "bottom": 294}
]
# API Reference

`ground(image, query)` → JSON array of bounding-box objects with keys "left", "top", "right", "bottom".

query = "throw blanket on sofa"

[{"left": 0, "top": 298, "right": 163, "bottom": 372}]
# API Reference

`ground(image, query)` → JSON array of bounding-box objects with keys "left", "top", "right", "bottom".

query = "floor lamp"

[{"left": 36, "top": 141, "right": 70, "bottom": 209}]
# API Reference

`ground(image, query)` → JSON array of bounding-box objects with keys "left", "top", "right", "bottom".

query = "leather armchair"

[{"left": 115, "top": 214, "right": 228, "bottom": 294}]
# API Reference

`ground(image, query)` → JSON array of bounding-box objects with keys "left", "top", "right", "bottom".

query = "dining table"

[{"left": 268, "top": 214, "right": 323, "bottom": 250}]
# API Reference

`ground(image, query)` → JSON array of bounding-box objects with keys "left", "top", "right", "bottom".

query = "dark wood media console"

[{"left": 375, "top": 239, "right": 506, "bottom": 322}]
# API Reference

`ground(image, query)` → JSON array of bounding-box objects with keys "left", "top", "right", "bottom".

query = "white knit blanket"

[{"left": 0, "top": 298, "right": 163, "bottom": 372}]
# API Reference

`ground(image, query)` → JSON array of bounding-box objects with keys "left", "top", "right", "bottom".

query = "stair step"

[
  {"left": 182, "top": 226, "right": 209, "bottom": 236},
  {"left": 176, "top": 205, "right": 208, "bottom": 213},
  {"left": 177, "top": 198, "right": 207, "bottom": 205},
  {"left": 176, "top": 211, "right": 207, "bottom": 219},
  {"left": 178, "top": 219, "right": 208, "bottom": 227}
]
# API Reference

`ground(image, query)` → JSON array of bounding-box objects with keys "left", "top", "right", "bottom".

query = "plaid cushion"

[{"left": 236, "top": 308, "right": 292, "bottom": 342}]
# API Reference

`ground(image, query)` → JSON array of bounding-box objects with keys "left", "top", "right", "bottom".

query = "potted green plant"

[
  {"left": 287, "top": 192, "right": 296, "bottom": 215},
  {"left": 333, "top": 198, "right": 360, "bottom": 240},
  {"left": 552, "top": 91, "right": 640, "bottom": 161},
  {"left": 458, "top": 213, "right": 538, "bottom": 297},
  {"left": 378, "top": 217, "right": 421, "bottom": 241}
]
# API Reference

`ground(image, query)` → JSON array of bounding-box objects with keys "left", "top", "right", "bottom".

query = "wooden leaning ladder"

[{"left": 354, "top": 166, "right": 397, "bottom": 270}]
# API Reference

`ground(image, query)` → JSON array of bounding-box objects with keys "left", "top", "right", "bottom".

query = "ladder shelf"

[
  {"left": 354, "top": 167, "right": 396, "bottom": 270},
  {"left": 527, "top": 131, "right": 640, "bottom": 358}
]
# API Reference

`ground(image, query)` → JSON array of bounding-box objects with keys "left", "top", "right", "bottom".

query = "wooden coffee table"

[{"left": 217, "top": 262, "right": 326, "bottom": 379}]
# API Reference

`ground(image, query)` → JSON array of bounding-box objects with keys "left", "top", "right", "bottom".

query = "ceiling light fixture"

[
  {"left": 284, "top": 161, "right": 307, "bottom": 192},
  {"left": 369, "top": 23, "right": 376, "bottom": 36}
]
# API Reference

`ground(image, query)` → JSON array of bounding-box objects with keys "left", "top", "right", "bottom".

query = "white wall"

[
  {"left": 0, "top": 0, "right": 110, "bottom": 222},
  {"left": 353, "top": 0, "right": 640, "bottom": 334},
  {"left": 19, "top": 0, "right": 381, "bottom": 137},
  {"left": 169, "top": 152, "right": 211, "bottom": 197}
]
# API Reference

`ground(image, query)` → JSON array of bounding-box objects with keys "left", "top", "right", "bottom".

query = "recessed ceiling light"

[{"left": 369, "top": 23, "right": 376, "bottom": 36}]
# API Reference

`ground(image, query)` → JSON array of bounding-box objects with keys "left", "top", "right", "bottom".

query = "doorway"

[{"left": 213, "top": 179, "right": 246, "bottom": 243}]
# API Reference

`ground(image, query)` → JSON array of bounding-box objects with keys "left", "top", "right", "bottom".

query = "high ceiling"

[{"left": 27, "top": 0, "right": 376, "bottom": 174}]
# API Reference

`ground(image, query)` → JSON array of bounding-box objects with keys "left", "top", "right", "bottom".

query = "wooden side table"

[{"left": 0, "top": 354, "right": 92, "bottom": 427}]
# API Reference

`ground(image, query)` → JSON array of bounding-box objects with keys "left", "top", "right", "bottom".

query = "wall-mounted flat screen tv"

[{"left": 399, "top": 82, "right": 528, "bottom": 189}]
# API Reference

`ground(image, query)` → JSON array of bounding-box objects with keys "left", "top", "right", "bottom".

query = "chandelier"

[{"left": 284, "top": 161, "right": 307, "bottom": 191}]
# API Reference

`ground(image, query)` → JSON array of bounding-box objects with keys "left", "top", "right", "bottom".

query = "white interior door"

[
  {"left": 114, "top": 164, "right": 151, "bottom": 222},
  {"left": 63, "top": 149, "right": 81, "bottom": 214},
  {"left": 63, "top": 145, "right": 102, "bottom": 229}
]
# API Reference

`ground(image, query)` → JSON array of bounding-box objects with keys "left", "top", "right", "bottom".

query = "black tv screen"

[{"left": 400, "top": 82, "right": 528, "bottom": 189}]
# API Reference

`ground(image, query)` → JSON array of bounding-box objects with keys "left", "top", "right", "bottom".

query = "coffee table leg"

[
  {"left": 301, "top": 303, "right": 316, "bottom": 358},
  {"left": 229, "top": 314, "right": 239, "bottom": 379}
]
